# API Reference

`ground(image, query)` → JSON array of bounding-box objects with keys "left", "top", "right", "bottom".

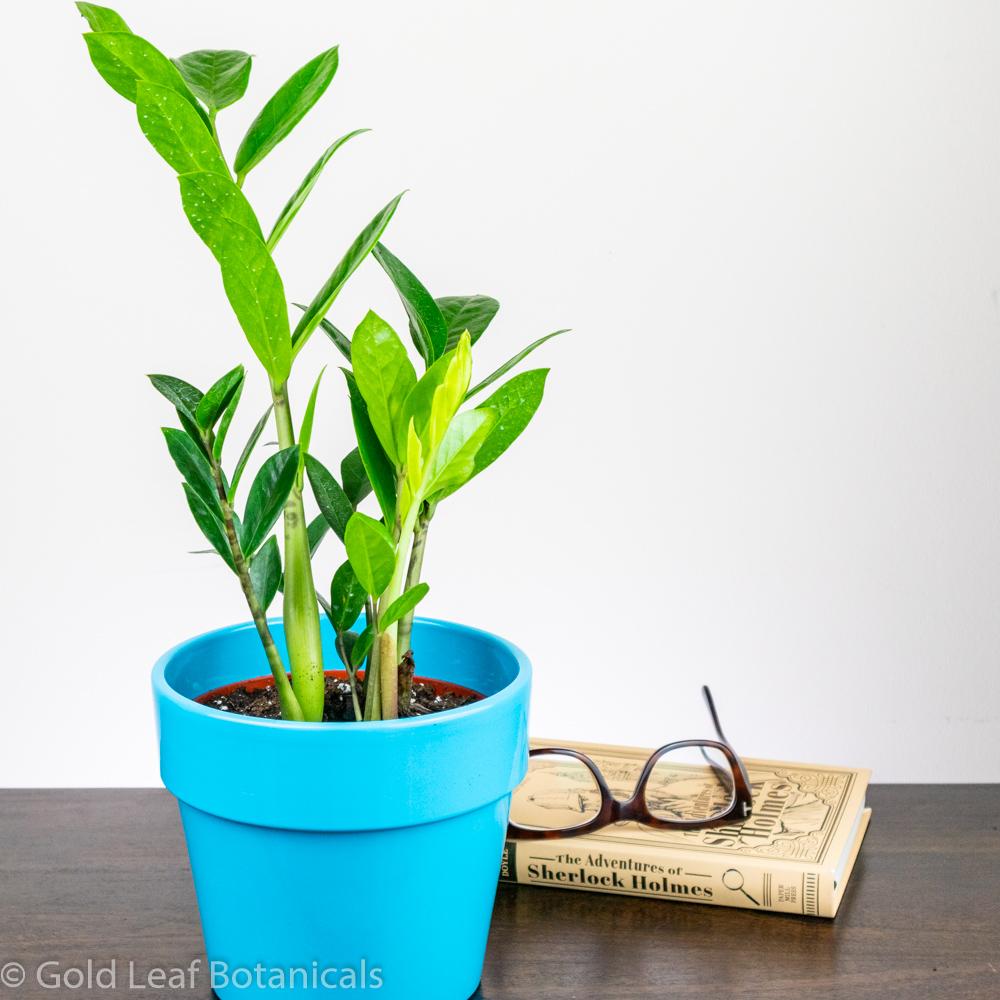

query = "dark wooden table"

[{"left": 0, "top": 786, "right": 997, "bottom": 999}]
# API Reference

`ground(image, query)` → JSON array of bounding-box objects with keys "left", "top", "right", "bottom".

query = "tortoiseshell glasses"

[{"left": 508, "top": 686, "right": 753, "bottom": 839}]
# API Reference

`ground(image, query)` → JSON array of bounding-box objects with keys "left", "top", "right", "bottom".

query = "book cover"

[{"left": 501, "top": 738, "right": 872, "bottom": 917}]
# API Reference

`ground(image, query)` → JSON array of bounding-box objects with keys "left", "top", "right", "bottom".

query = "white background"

[{"left": 2, "top": 1, "right": 998, "bottom": 785}]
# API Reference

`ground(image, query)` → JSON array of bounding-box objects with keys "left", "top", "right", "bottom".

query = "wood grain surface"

[{"left": 0, "top": 786, "right": 997, "bottom": 999}]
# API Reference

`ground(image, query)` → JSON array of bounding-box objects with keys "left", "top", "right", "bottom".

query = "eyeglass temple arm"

[{"left": 702, "top": 685, "right": 730, "bottom": 744}]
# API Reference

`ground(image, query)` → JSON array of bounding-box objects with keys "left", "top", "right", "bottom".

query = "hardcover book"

[{"left": 501, "top": 738, "right": 872, "bottom": 917}]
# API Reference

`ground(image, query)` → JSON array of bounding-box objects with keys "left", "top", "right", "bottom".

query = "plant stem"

[
  {"left": 371, "top": 499, "right": 422, "bottom": 720},
  {"left": 363, "top": 632, "right": 382, "bottom": 720},
  {"left": 360, "top": 596, "right": 375, "bottom": 706},
  {"left": 396, "top": 502, "right": 435, "bottom": 669},
  {"left": 206, "top": 445, "right": 303, "bottom": 721},
  {"left": 270, "top": 378, "right": 326, "bottom": 722},
  {"left": 335, "top": 632, "right": 363, "bottom": 721}
]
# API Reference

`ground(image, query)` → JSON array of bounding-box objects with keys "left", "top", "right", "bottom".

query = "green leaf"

[
  {"left": 399, "top": 341, "right": 467, "bottom": 454},
  {"left": 350, "top": 310, "right": 416, "bottom": 465},
  {"left": 267, "top": 129, "right": 369, "bottom": 250},
  {"left": 305, "top": 455, "right": 353, "bottom": 541},
  {"left": 466, "top": 329, "right": 568, "bottom": 400},
  {"left": 308, "top": 514, "right": 330, "bottom": 555},
  {"left": 465, "top": 329, "right": 568, "bottom": 401},
  {"left": 83, "top": 32, "right": 209, "bottom": 126},
  {"left": 438, "top": 295, "right": 500, "bottom": 351},
  {"left": 328, "top": 560, "right": 368, "bottom": 633},
  {"left": 203, "top": 220, "right": 292, "bottom": 382},
  {"left": 172, "top": 50, "right": 251, "bottom": 113},
  {"left": 340, "top": 447, "right": 371, "bottom": 507},
  {"left": 228, "top": 403, "right": 273, "bottom": 501},
  {"left": 372, "top": 243, "right": 447, "bottom": 366},
  {"left": 234, "top": 46, "right": 340, "bottom": 179},
  {"left": 148, "top": 373, "right": 202, "bottom": 419},
  {"left": 196, "top": 365, "right": 244, "bottom": 430},
  {"left": 135, "top": 82, "right": 228, "bottom": 176},
  {"left": 291, "top": 193, "right": 405, "bottom": 355},
  {"left": 176, "top": 407, "right": 210, "bottom": 458},
  {"left": 351, "top": 626, "right": 375, "bottom": 668},
  {"left": 241, "top": 445, "right": 298, "bottom": 555},
  {"left": 343, "top": 370, "right": 396, "bottom": 525},
  {"left": 76, "top": 3, "right": 130, "bottom": 33},
  {"left": 423, "top": 408, "right": 497, "bottom": 502},
  {"left": 473, "top": 368, "right": 549, "bottom": 477},
  {"left": 249, "top": 535, "right": 281, "bottom": 611},
  {"left": 179, "top": 170, "right": 263, "bottom": 243},
  {"left": 182, "top": 483, "right": 235, "bottom": 570},
  {"left": 162, "top": 427, "right": 218, "bottom": 512},
  {"left": 344, "top": 512, "right": 395, "bottom": 597},
  {"left": 213, "top": 378, "right": 243, "bottom": 462},
  {"left": 292, "top": 303, "right": 351, "bottom": 361},
  {"left": 297, "top": 368, "right": 326, "bottom": 480},
  {"left": 379, "top": 582, "right": 429, "bottom": 630}
]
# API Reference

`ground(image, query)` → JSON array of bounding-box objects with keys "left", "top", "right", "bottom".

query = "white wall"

[{"left": 1, "top": 1, "right": 998, "bottom": 785}]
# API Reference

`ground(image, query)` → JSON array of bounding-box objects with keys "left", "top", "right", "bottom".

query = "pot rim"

[{"left": 153, "top": 614, "right": 531, "bottom": 735}]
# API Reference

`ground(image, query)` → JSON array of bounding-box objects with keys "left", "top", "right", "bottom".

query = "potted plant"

[{"left": 77, "top": 4, "right": 566, "bottom": 997}]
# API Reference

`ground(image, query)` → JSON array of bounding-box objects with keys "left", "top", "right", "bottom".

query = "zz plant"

[{"left": 78, "top": 3, "right": 565, "bottom": 722}]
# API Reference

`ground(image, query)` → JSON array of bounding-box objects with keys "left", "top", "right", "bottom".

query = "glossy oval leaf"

[
  {"left": 234, "top": 46, "right": 339, "bottom": 179},
  {"left": 379, "top": 582, "right": 429, "bottom": 631},
  {"left": 472, "top": 368, "right": 549, "bottom": 477},
  {"left": 210, "top": 221, "right": 293, "bottom": 382},
  {"left": 148, "top": 373, "right": 202, "bottom": 419},
  {"left": 173, "top": 50, "right": 251, "bottom": 113},
  {"left": 340, "top": 447, "right": 372, "bottom": 507},
  {"left": 344, "top": 512, "right": 395, "bottom": 597},
  {"left": 249, "top": 535, "right": 281, "bottom": 611},
  {"left": 372, "top": 243, "right": 447, "bottom": 366},
  {"left": 182, "top": 483, "right": 235, "bottom": 570},
  {"left": 291, "top": 192, "right": 405, "bottom": 355},
  {"left": 162, "top": 427, "right": 219, "bottom": 513},
  {"left": 305, "top": 455, "right": 353, "bottom": 541},
  {"left": 228, "top": 403, "right": 273, "bottom": 502},
  {"left": 350, "top": 310, "right": 416, "bottom": 466},
  {"left": 213, "top": 378, "right": 243, "bottom": 461},
  {"left": 267, "top": 128, "right": 369, "bottom": 250},
  {"left": 240, "top": 445, "right": 299, "bottom": 555},
  {"left": 344, "top": 370, "right": 396, "bottom": 525},
  {"left": 308, "top": 514, "right": 330, "bottom": 556},
  {"left": 422, "top": 408, "right": 497, "bottom": 503},
  {"left": 83, "top": 32, "right": 209, "bottom": 125},
  {"left": 136, "top": 82, "right": 228, "bottom": 176},
  {"left": 438, "top": 295, "right": 500, "bottom": 351},
  {"left": 465, "top": 329, "right": 568, "bottom": 400},
  {"left": 179, "top": 170, "right": 263, "bottom": 243},
  {"left": 196, "top": 365, "right": 244, "bottom": 430},
  {"left": 76, "top": 3, "right": 130, "bottom": 32},
  {"left": 328, "top": 560, "right": 368, "bottom": 634}
]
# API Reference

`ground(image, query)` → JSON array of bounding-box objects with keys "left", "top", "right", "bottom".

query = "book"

[{"left": 500, "top": 738, "right": 872, "bottom": 917}]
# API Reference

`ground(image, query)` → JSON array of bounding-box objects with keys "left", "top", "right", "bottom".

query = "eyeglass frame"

[{"left": 507, "top": 686, "right": 754, "bottom": 840}]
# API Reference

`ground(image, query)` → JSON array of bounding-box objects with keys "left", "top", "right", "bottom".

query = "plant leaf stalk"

[
  {"left": 395, "top": 501, "right": 436, "bottom": 705},
  {"left": 271, "top": 378, "right": 326, "bottom": 721},
  {"left": 204, "top": 433, "right": 304, "bottom": 721}
]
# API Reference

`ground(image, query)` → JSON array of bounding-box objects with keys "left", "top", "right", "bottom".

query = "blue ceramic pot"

[{"left": 152, "top": 616, "right": 531, "bottom": 999}]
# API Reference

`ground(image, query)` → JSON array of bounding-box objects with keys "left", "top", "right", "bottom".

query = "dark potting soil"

[{"left": 197, "top": 671, "right": 483, "bottom": 721}]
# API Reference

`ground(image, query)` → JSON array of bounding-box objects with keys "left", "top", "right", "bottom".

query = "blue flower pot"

[{"left": 152, "top": 616, "right": 531, "bottom": 999}]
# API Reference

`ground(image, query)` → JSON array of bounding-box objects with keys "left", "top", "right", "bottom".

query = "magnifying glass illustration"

[{"left": 722, "top": 868, "right": 760, "bottom": 906}]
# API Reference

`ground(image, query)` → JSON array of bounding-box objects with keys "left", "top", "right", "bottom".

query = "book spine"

[{"left": 499, "top": 839, "right": 834, "bottom": 917}]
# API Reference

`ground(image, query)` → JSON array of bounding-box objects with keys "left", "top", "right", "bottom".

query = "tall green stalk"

[
  {"left": 271, "top": 378, "right": 325, "bottom": 721},
  {"left": 395, "top": 502, "right": 435, "bottom": 705}
]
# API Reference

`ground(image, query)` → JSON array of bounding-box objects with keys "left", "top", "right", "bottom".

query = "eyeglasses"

[{"left": 508, "top": 686, "right": 753, "bottom": 840}]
